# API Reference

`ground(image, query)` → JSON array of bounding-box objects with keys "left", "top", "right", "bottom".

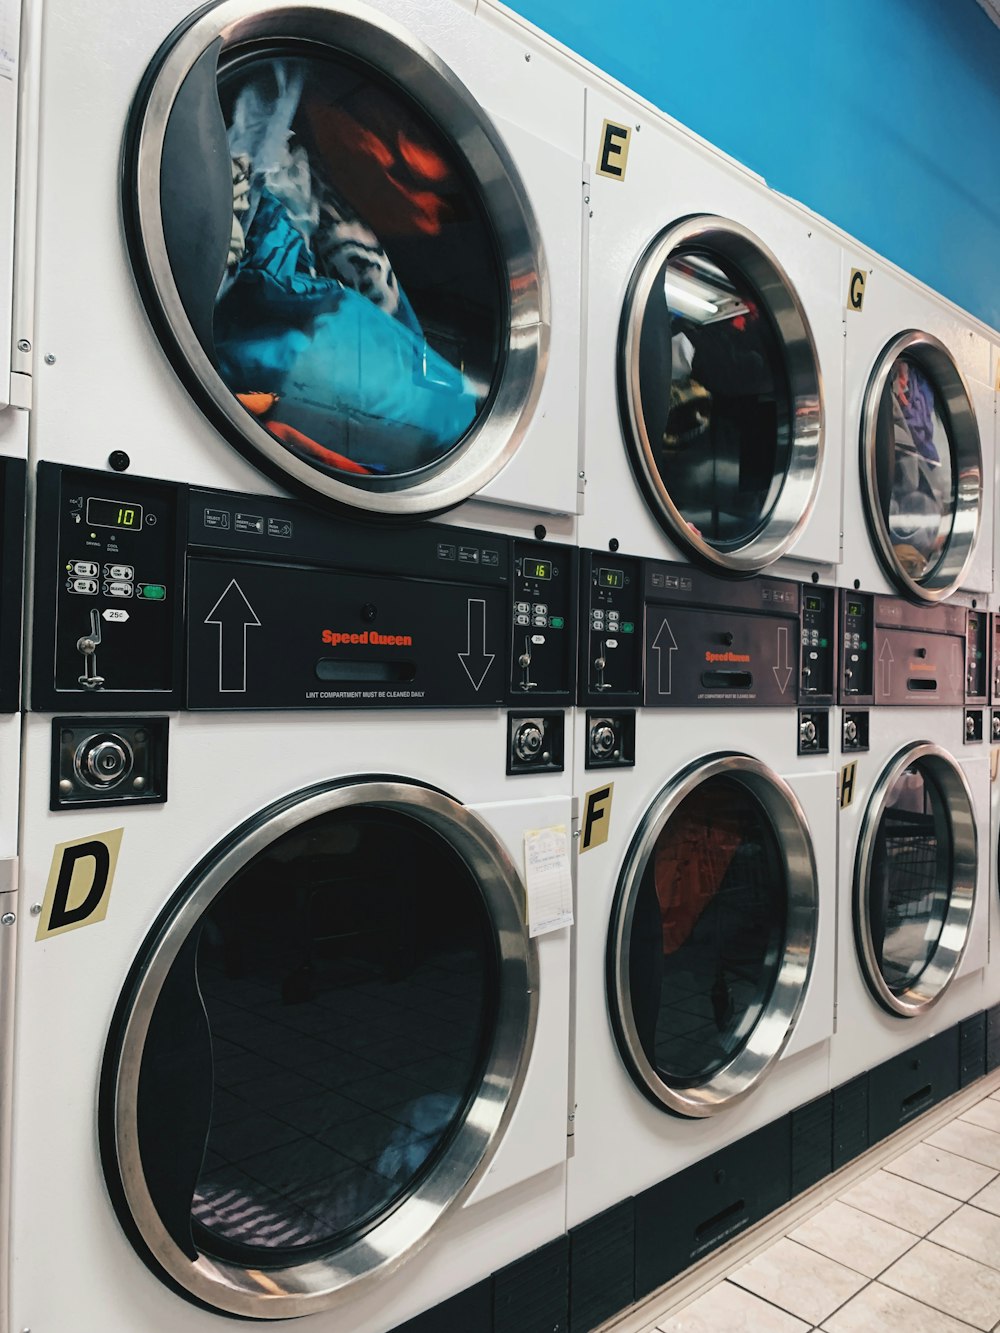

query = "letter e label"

[
  {"left": 597, "top": 121, "right": 632, "bottom": 181},
  {"left": 36, "top": 828, "right": 123, "bottom": 941}
]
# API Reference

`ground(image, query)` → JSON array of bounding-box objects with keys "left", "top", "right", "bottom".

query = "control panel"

[
  {"left": 34, "top": 465, "right": 184, "bottom": 709},
  {"left": 839, "top": 593, "right": 970, "bottom": 707},
  {"left": 33, "top": 464, "right": 577, "bottom": 711},
  {"left": 509, "top": 542, "right": 574, "bottom": 699},
  {"left": 641, "top": 561, "right": 829, "bottom": 709},
  {"left": 992, "top": 613, "right": 1000, "bottom": 705},
  {"left": 579, "top": 552, "right": 642, "bottom": 704},
  {"left": 799, "top": 587, "right": 836, "bottom": 701},
  {"left": 966, "top": 609, "right": 989, "bottom": 704},
  {"left": 840, "top": 593, "right": 874, "bottom": 704},
  {"left": 0, "top": 457, "right": 25, "bottom": 713}
]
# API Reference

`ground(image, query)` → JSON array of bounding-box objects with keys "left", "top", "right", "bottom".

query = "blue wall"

[{"left": 506, "top": 0, "right": 1000, "bottom": 332}]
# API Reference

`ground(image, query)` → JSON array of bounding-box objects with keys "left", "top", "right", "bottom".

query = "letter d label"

[{"left": 37, "top": 828, "right": 123, "bottom": 941}]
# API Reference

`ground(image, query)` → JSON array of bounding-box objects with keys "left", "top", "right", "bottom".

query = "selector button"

[
  {"left": 72, "top": 561, "right": 98, "bottom": 577},
  {"left": 106, "top": 582, "right": 134, "bottom": 598},
  {"left": 71, "top": 578, "right": 98, "bottom": 594},
  {"left": 515, "top": 602, "right": 530, "bottom": 614},
  {"left": 106, "top": 564, "right": 134, "bottom": 581},
  {"left": 515, "top": 613, "right": 530, "bottom": 626},
  {"left": 137, "top": 584, "right": 167, "bottom": 601}
]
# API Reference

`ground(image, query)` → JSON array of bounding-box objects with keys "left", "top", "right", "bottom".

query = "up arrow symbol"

[{"left": 205, "top": 580, "right": 261, "bottom": 693}]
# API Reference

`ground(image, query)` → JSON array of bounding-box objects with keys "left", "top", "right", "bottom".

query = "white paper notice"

[{"left": 523, "top": 824, "right": 573, "bottom": 938}]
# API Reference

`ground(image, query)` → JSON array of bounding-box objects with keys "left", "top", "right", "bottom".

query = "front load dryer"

[
  {"left": 568, "top": 554, "right": 837, "bottom": 1302},
  {"left": 832, "top": 595, "right": 990, "bottom": 1127},
  {"left": 840, "top": 248, "right": 993, "bottom": 605},
  {"left": 24, "top": 0, "right": 583, "bottom": 531},
  {"left": 8, "top": 461, "right": 575, "bottom": 1333},
  {"left": 577, "top": 83, "right": 844, "bottom": 581}
]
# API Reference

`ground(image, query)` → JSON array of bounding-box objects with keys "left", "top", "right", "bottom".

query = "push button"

[
  {"left": 106, "top": 564, "right": 134, "bottom": 581},
  {"left": 71, "top": 578, "right": 98, "bottom": 594},
  {"left": 137, "top": 584, "right": 167, "bottom": 601},
  {"left": 72, "top": 561, "right": 98, "bottom": 577},
  {"left": 106, "top": 582, "right": 133, "bottom": 598}
]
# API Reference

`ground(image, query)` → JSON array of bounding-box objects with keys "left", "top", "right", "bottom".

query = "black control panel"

[
  {"left": 579, "top": 551, "right": 642, "bottom": 704},
  {"left": 840, "top": 592, "right": 874, "bottom": 704},
  {"left": 838, "top": 591, "right": 971, "bottom": 707},
  {"left": 800, "top": 587, "right": 837, "bottom": 701},
  {"left": 32, "top": 464, "right": 577, "bottom": 711},
  {"left": 992, "top": 613, "right": 1000, "bottom": 705},
  {"left": 0, "top": 457, "right": 25, "bottom": 713},
  {"left": 967, "top": 609, "right": 989, "bottom": 704},
  {"left": 509, "top": 543, "right": 574, "bottom": 698}
]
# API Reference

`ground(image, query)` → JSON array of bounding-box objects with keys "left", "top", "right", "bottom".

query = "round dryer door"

[
  {"left": 861, "top": 332, "right": 982, "bottom": 601},
  {"left": 125, "top": 1, "right": 545, "bottom": 516},
  {"left": 101, "top": 779, "right": 535, "bottom": 1319},
  {"left": 607, "top": 754, "right": 818, "bottom": 1117},
  {"left": 619, "top": 217, "right": 823, "bottom": 573},
  {"left": 855, "top": 742, "right": 977, "bottom": 1015}
]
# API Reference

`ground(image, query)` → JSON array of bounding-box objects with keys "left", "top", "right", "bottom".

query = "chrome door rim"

[
  {"left": 860, "top": 330, "right": 982, "bottom": 601},
  {"left": 105, "top": 778, "right": 537, "bottom": 1319},
  {"left": 618, "top": 215, "right": 824, "bottom": 573},
  {"left": 854, "top": 741, "right": 977, "bottom": 1016},
  {"left": 129, "top": 0, "right": 548, "bottom": 516},
  {"left": 608, "top": 753, "right": 818, "bottom": 1117}
]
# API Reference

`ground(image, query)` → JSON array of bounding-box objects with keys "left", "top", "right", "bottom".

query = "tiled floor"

[{"left": 613, "top": 1074, "right": 1000, "bottom": 1332}]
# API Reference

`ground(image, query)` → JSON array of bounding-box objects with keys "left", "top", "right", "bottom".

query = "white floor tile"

[
  {"left": 880, "top": 1239, "right": 1000, "bottom": 1330},
  {"left": 883, "top": 1141, "right": 996, "bottom": 1200},
  {"left": 728, "top": 1238, "right": 867, "bottom": 1326},
  {"left": 839, "top": 1167, "right": 960, "bottom": 1235},
  {"left": 821, "top": 1281, "right": 981, "bottom": 1333},
  {"left": 928, "top": 1203, "right": 1000, "bottom": 1272},
  {"left": 959, "top": 1098, "right": 1000, "bottom": 1135},
  {"left": 655, "top": 1280, "right": 811, "bottom": 1332},
  {"left": 788, "top": 1199, "right": 916, "bottom": 1277},
  {"left": 924, "top": 1119, "right": 1000, "bottom": 1171}
]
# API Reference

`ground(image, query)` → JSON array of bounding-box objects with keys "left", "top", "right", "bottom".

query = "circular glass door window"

[
  {"left": 855, "top": 744, "right": 977, "bottom": 1015},
  {"left": 127, "top": 2, "right": 546, "bottom": 516},
  {"left": 608, "top": 756, "right": 817, "bottom": 1116},
  {"left": 101, "top": 781, "right": 534, "bottom": 1318},
  {"left": 619, "top": 217, "right": 823, "bottom": 573},
  {"left": 862, "top": 332, "right": 982, "bottom": 600}
]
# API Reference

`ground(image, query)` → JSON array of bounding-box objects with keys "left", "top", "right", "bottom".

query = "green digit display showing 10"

[{"left": 85, "top": 496, "right": 145, "bottom": 530}]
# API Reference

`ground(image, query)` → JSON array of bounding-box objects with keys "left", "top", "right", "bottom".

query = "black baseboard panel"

[
  {"left": 569, "top": 1199, "right": 635, "bottom": 1333},
  {"left": 868, "top": 1028, "right": 960, "bottom": 1144},
  {"left": 988, "top": 1004, "right": 1000, "bottom": 1072},
  {"left": 832, "top": 1074, "right": 870, "bottom": 1169},
  {"left": 960, "top": 1012, "right": 987, "bottom": 1088},
  {"left": 792, "top": 1094, "right": 833, "bottom": 1195},
  {"left": 634, "top": 1116, "right": 791, "bottom": 1300},
  {"left": 390, "top": 1013, "right": 990, "bottom": 1333}
]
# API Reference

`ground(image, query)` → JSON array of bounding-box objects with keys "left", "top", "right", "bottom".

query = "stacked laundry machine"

[
  {"left": 6, "top": 1, "right": 584, "bottom": 1332},
  {"left": 3, "top": 0, "right": 1000, "bottom": 1331}
]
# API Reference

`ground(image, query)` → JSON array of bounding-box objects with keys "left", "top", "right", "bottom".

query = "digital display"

[
  {"left": 87, "top": 497, "right": 144, "bottom": 530},
  {"left": 598, "top": 568, "right": 624, "bottom": 589},
  {"left": 526, "top": 560, "right": 551, "bottom": 581},
  {"left": 805, "top": 595, "right": 823, "bottom": 612},
  {"left": 847, "top": 601, "right": 863, "bottom": 617}
]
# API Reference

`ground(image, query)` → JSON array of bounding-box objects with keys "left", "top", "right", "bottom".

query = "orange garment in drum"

[{"left": 653, "top": 794, "right": 744, "bottom": 954}]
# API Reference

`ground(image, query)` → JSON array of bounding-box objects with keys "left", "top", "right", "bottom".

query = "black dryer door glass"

[{"left": 137, "top": 804, "right": 497, "bottom": 1262}]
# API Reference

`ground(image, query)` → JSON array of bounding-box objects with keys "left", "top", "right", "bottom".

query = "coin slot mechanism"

[
  {"left": 842, "top": 710, "right": 869, "bottom": 752},
  {"left": 585, "top": 710, "right": 636, "bottom": 770},
  {"left": 964, "top": 710, "right": 984, "bottom": 745},
  {"left": 506, "top": 711, "right": 564, "bottom": 775},
  {"left": 797, "top": 709, "right": 829, "bottom": 756},
  {"left": 51, "top": 717, "right": 168, "bottom": 810}
]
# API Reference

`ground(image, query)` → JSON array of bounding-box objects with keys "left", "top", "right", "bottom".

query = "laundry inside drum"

[
  {"left": 206, "top": 49, "right": 505, "bottom": 481},
  {"left": 637, "top": 249, "right": 794, "bottom": 547},
  {"left": 873, "top": 356, "right": 957, "bottom": 585},
  {"left": 627, "top": 776, "right": 787, "bottom": 1086}
]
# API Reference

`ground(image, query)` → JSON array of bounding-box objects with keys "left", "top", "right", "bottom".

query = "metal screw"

[
  {"left": 578, "top": 470, "right": 585, "bottom": 479},
  {"left": 583, "top": 195, "right": 590, "bottom": 204},
  {"left": 524, "top": 52, "right": 531, "bottom": 61},
  {"left": 1, "top": 912, "right": 15, "bottom": 926},
  {"left": 133, "top": 775, "right": 146, "bottom": 790},
  {"left": 16, "top": 339, "right": 29, "bottom": 353},
  {"left": 635, "top": 123, "right": 641, "bottom": 131},
  {"left": 29, "top": 903, "right": 41, "bottom": 916},
  {"left": 44, "top": 353, "right": 56, "bottom": 365},
  {"left": 58, "top": 778, "right": 72, "bottom": 794}
]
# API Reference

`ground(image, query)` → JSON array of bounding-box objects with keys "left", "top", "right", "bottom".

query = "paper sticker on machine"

[{"left": 36, "top": 828, "right": 123, "bottom": 940}]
